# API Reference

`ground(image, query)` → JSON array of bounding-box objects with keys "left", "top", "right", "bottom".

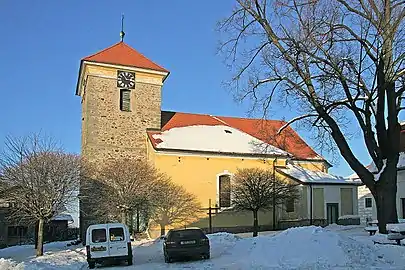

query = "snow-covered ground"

[{"left": 1, "top": 225, "right": 405, "bottom": 269}]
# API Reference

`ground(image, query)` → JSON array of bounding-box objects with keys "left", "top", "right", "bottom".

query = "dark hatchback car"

[{"left": 163, "top": 227, "right": 210, "bottom": 263}]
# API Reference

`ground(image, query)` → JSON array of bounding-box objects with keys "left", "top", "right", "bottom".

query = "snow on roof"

[
  {"left": 151, "top": 125, "right": 289, "bottom": 156},
  {"left": 277, "top": 164, "right": 356, "bottom": 185},
  {"left": 51, "top": 214, "right": 74, "bottom": 222},
  {"left": 346, "top": 152, "right": 405, "bottom": 181}
]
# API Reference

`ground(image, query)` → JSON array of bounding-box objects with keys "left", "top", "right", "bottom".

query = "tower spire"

[{"left": 120, "top": 14, "right": 125, "bottom": 42}]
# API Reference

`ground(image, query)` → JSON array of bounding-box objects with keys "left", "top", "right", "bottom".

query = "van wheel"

[
  {"left": 164, "top": 255, "right": 172, "bottom": 263},
  {"left": 127, "top": 257, "right": 133, "bottom": 266},
  {"left": 88, "top": 262, "right": 95, "bottom": 269}
]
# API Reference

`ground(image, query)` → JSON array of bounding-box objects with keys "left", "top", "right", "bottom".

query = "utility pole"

[{"left": 201, "top": 199, "right": 220, "bottom": 234}]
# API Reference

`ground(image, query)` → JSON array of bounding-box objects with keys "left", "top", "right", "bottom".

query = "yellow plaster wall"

[
  {"left": 146, "top": 151, "right": 306, "bottom": 236},
  {"left": 84, "top": 64, "right": 165, "bottom": 84},
  {"left": 151, "top": 153, "right": 284, "bottom": 208}
]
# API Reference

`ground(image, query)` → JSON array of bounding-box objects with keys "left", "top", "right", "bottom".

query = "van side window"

[
  {"left": 109, "top": 227, "right": 124, "bottom": 242},
  {"left": 92, "top": 229, "right": 107, "bottom": 243}
]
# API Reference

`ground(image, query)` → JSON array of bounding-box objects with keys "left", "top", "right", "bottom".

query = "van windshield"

[
  {"left": 92, "top": 229, "right": 106, "bottom": 243},
  {"left": 169, "top": 229, "right": 205, "bottom": 240},
  {"left": 109, "top": 227, "right": 124, "bottom": 242}
]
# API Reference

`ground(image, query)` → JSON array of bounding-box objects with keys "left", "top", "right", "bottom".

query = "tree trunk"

[
  {"left": 34, "top": 221, "right": 38, "bottom": 249},
  {"left": 121, "top": 209, "right": 127, "bottom": 226},
  {"left": 374, "top": 161, "right": 398, "bottom": 234},
  {"left": 36, "top": 218, "right": 44, "bottom": 256},
  {"left": 160, "top": 224, "right": 166, "bottom": 236},
  {"left": 252, "top": 210, "right": 259, "bottom": 237},
  {"left": 128, "top": 211, "right": 133, "bottom": 235},
  {"left": 136, "top": 208, "right": 140, "bottom": 233}
]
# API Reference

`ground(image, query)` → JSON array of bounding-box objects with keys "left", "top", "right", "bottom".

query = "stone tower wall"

[
  {"left": 78, "top": 64, "right": 165, "bottom": 240},
  {"left": 81, "top": 66, "right": 163, "bottom": 163}
]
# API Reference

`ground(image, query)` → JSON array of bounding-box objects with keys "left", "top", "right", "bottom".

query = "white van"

[{"left": 85, "top": 223, "right": 133, "bottom": 269}]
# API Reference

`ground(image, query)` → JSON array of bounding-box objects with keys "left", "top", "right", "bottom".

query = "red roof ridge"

[
  {"left": 81, "top": 41, "right": 123, "bottom": 61},
  {"left": 161, "top": 110, "right": 285, "bottom": 123}
]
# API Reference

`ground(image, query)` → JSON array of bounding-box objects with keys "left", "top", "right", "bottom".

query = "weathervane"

[{"left": 120, "top": 14, "right": 125, "bottom": 42}]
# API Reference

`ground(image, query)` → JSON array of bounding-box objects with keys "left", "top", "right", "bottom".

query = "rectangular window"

[
  {"left": 219, "top": 175, "right": 231, "bottom": 208},
  {"left": 7, "top": 226, "right": 27, "bottom": 237},
  {"left": 109, "top": 227, "right": 124, "bottom": 242},
  {"left": 365, "top": 198, "right": 372, "bottom": 208},
  {"left": 91, "top": 229, "right": 107, "bottom": 243},
  {"left": 120, "top": 89, "right": 131, "bottom": 112},
  {"left": 286, "top": 198, "right": 295, "bottom": 212}
]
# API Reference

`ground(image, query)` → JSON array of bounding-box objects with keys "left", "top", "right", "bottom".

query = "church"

[{"left": 75, "top": 37, "right": 359, "bottom": 238}]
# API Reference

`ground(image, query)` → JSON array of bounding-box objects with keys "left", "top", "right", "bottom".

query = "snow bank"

[
  {"left": 1, "top": 226, "right": 400, "bottom": 269},
  {"left": 204, "top": 226, "right": 389, "bottom": 269},
  {"left": 0, "top": 259, "right": 24, "bottom": 270},
  {"left": 339, "top": 215, "right": 360, "bottom": 220},
  {"left": 387, "top": 223, "right": 405, "bottom": 232}
]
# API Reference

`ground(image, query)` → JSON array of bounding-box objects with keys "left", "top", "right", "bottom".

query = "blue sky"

[{"left": 0, "top": 0, "right": 376, "bottom": 177}]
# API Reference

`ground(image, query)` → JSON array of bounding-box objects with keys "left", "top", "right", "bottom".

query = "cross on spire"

[{"left": 120, "top": 14, "right": 125, "bottom": 42}]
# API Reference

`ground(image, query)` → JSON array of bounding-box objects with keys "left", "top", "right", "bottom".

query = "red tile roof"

[
  {"left": 82, "top": 41, "right": 168, "bottom": 73},
  {"left": 147, "top": 111, "right": 322, "bottom": 160}
]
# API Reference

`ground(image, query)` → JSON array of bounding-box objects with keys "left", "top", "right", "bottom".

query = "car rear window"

[
  {"left": 91, "top": 229, "right": 106, "bottom": 243},
  {"left": 169, "top": 229, "right": 205, "bottom": 240},
  {"left": 109, "top": 227, "right": 125, "bottom": 242}
]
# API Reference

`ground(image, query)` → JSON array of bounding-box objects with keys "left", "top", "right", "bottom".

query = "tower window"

[
  {"left": 365, "top": 198, "right": 372, "bottom": 208},
  {"left": 120, "top": 89, "right": 131, "bottom": 112}
]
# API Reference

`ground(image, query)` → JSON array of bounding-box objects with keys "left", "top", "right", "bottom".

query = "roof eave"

[
  {"left": 151, "top": 146, "right": 290, "bottom": 159},
  {"left": 83, "top": 60, "right": 169, "bottom": 74},
  {"left": 75, "top": 60, "right": 84, "bottom": 96},
  {"left": 276, "top": 168, "right": 358, "bottom": 186}
]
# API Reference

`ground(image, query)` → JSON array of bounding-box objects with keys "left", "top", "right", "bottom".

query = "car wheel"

[{"left": 88, "top": 262, "right": 95, "bottom": 269}]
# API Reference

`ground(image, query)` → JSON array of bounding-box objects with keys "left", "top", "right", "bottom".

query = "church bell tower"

[{"left": 75, "top": 31, "right": 169, "bottom": 240}]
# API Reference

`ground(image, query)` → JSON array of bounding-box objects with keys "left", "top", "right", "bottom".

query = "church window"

[
  {"left": 120, "top": 89, "right": 131, "bottom": 111},
  {"left": 219, "top": 175, "right": 231, "bottom": 207}
]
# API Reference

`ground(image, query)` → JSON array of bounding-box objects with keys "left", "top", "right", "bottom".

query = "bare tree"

[
  {"left": 219, "top": 0, "right": 405, "bottom": 232},
  {"left": 82, "top": 158, "right": 161, "bottom": 229},
  {"left": 232, "top": 168, "right": 299, "bottom": 236},
  {"left": 0, "top": 134, "right": 80, "bottom": 256},
  {"left": 150, "top": 179, "right": 202, "bottom": 236}
]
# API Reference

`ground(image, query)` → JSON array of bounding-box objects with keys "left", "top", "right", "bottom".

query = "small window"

[
  {"left": 286, "top": 198, "right": 295, "bottom": 212},
  {"left": 109, "top": 227, "right": 124, "bottom": 242},
  {"left": 92, "top": 229, "right": 107, "bottom": 243},
  {"left": 224, "top": 129, "right": 232, "bottom": 134},
  {"left": 120, "top": 89, "right": 131, "bottom": 112},
  {"left": 365, "top": 198, "right": 372, "bottom": 208}
]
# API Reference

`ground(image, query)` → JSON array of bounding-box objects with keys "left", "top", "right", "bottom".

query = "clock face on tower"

[{"left": 117, "top": 70, "right": 135, "bottom": 89}]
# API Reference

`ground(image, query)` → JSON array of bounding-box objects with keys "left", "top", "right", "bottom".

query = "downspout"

[{"left": 310, "top": 183, "right": 313, "bottom": 225}]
